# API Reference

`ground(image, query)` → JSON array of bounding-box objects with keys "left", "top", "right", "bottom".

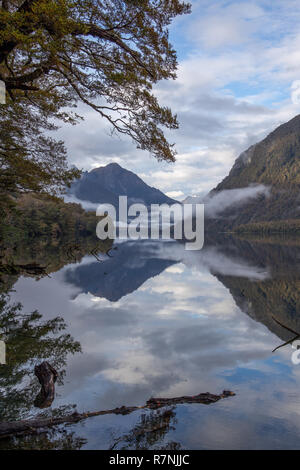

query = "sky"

[{"left": 58, "top": 0, "right": 300, "bottom": 200}]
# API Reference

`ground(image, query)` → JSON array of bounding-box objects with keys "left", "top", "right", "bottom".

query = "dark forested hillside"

[
  {"left": 205, "top": 115, "right": 300, "bottom": 232},
  {"left": 0, "top": 194, "right": 112, "bottom": 294}
]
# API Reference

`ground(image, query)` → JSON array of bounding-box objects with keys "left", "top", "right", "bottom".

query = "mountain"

[
  {"left": 64, "top": 240, "right": 176, "bottom": 302},
  {"left": 70, "top": 162, "right": 176, "bottom": 206},
  {"left": 210, "top": 236, "right": 300, "bottom": 344},
  {"left": 182, "top": 195, "right": 203, "bottom": 204},
  {"left": 205, "top": 114, "right": 300, "bottom": 232}
]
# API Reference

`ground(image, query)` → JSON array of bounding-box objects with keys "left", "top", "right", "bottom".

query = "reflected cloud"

[
  {"left": 8, "top": 236, "right": 300, "bottom": 449},
  {"left": 63, "top": 240, "right": 270, "bottom": 304}
]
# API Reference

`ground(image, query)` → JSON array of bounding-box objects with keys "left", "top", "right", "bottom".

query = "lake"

[{"left": 1, "top": 235, "right": 300, "bottom": 450}]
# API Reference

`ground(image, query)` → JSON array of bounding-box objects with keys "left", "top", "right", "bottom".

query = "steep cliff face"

[{"left": 205, "top": 115, "right": 300, "bottom": 231}]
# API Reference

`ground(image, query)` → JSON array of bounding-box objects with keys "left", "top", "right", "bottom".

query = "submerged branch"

[{"left": 0, "top": 390, "right": 235, "bottom": 440}]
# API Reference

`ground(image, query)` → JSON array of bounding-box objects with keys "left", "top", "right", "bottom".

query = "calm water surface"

[{"left": 2, "top": 237, "right": 300, "bottom": 449}]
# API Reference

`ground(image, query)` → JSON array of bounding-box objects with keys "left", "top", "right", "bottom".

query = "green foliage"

[
  {"left": 0, "top": 100, "right": 81, "bottom": 196},
  {"left": 0, "top": 0, "right": 191, "bottom": 196},
  {"left": 0, "top": 193, "right": 112, "bottom": 294},
  {"left": 1, "top": 192, "right": 100, "bottom": 242}
]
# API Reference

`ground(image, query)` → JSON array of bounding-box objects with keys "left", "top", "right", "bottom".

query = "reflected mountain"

[
  {"left": 64, "top": 240, "right": 177, "bottom": 302},
  {"left": 205, "top": 235, "right": 300, "bottom": 344},
  {"left": 65, "top": 235, "right": 300, "bottom": 347}
]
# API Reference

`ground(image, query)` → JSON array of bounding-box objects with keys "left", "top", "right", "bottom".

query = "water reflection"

[
  {"left": 110, "top": 407, "right": 180, "bottom": 450},
  {"left": 4, "top": 236, "right": 300, "bottom": 449},
  {"left": 64, "top": 241, "right": 177, "bottom": 301},
  {"left": 64, "top": 238, "right": 269, "bottom": 302},
  {"left": 0, "top": 428, "right": 87, "bottom": 450},
  {"left": 0, "top": 294, "right": 81, "bottom": 422}
]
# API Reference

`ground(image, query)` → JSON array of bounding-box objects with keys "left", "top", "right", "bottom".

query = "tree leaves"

[{"left": 0, "top": 0, "right": 191, "bottom": 185}]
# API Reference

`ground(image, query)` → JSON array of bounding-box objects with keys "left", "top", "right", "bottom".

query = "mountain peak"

[
  {"left": 101, "top": 162, "right": 122, "bottom": 169},
  {"left": 71, "top": 163, "right": 176, "bottom": 206},
  {"left": 91, "top": 162, "right": 122, "bottom": 173},
  {"left": 106, "top": 162, "right": 121, "bottom": 167}
]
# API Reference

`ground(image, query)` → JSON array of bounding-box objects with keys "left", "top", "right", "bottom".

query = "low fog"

[{"left": 187, "top": 185, "right": 270, "bottom": 218}]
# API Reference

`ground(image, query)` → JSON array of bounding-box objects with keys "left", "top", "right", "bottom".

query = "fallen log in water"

[
  {"left": 34, "top": 362, "right": 58, "bottom": 409},
  {"left": 146, "top": 390, "right": 235, "bottom": 408},
  {"left": 0, "top": 390, "right": 235, "bottom": 440}
]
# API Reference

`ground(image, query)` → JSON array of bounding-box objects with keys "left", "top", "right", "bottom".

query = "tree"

[
  {"left": 0, "top": 294, "right": 81, "bottom": 421},
  {"left": 0, "top": 100, "right": 81, "bottom": 195},
  {"left": 0, "top": 0, "right": 191, "bottom": 195}
]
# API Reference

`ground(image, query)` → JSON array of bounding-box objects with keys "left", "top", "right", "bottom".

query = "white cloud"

[
  {"left": 291, "top": 80, "right": 300, "bottom": 104},
  {"left": 165, "top": 190, "right": 185, "bottom": 199},
  {"left": 56, "top": 0, "right": 300, "bottom": 199},
  {"left": 204, "top": 184, "right": 270, "bottom": 217},
  {"left": 190, "top": 15, "right": 249, "bottom": 50}
]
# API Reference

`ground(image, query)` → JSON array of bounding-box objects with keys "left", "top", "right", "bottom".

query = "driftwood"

[
  {"left": 0, "top": 390, "right": 235, "bottom": 440},
  {"left": 34, "top": 362, "right": 58, "bottom": 409},
  {"left": 146, "top": 390, "right": 235, "bottom": 408}
]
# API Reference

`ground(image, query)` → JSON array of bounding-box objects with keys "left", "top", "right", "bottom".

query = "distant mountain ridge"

[
  {"left": 70, "top": 162, "right": 176, "bottom": 206},
  {"left": 182, "top": 195, "right": 203, "bottom": 204},
  {"left": 205, "top": 114, "right": 300, "bottom": 232}
]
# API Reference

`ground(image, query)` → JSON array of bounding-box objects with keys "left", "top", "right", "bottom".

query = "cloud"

[
  {"left": 142, "top": 240, "right": 270, "bottom": 281},
  {"left": 203, "top": 184, "right": 270, "bottom": 218},
  {"left": 165, "top": 190, "right": 185, "bottom": 199},
  {"left": 196, "top": 247, "right": 269, "bottom": 280},
  {"left": 189, "top": 14, "right": 251, "bottom": 50},
  {"left": 64, "top": 194, "right": 100, "bottom": 211},
  {"left": 187, "top": 1, "right": 264, "bottom": 50},
  {"left": 291, "top": 80, "right": 300, "bottom": 104},
  {"left": 55, "top": 0, "right": 300, "bottom": 200}
]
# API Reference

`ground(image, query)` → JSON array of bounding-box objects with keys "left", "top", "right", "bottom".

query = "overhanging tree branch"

[{"left": 0, "top": 0, "right": 191, "bottom": 196}]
